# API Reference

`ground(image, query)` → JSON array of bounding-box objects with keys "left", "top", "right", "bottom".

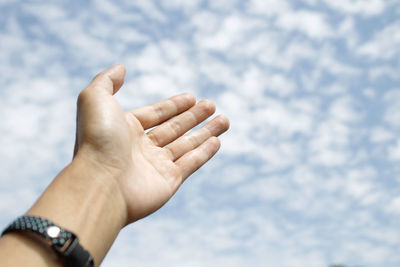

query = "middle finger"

[{"left": 147, "top": 100, "right": 215, "bottom": 147}]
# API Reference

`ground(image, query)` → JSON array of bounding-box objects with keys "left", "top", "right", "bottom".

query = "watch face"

[{"left": 47, "top": 226, "right": 61, "bottom": 238}]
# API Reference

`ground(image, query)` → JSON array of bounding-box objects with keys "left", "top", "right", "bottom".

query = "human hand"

[{"left": 74, "top": 65, "right": 229, "bottom": 224}]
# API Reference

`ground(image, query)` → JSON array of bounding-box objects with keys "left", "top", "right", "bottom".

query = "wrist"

[{"left": 27, "top": 149, "right": 127, "bottom": 265}]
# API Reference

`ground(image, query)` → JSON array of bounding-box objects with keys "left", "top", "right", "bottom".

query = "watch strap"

[{"left": 2, "top": 215, "right": 94, "bottom": 267}]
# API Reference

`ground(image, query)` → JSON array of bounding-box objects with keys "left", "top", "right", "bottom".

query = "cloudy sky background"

[{"left": 0, "top": 0, "right": 399, "bottom": 266}]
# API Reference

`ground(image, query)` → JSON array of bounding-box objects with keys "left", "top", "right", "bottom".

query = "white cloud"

[
  {"left": 265, "top": 72, "right": 297, "bottom": 96},
  {"left": 290, "top": 97, "right": 320, "bottom": 115},
  {"left": 123, "top": 0, "right": 167, "bottom": 22},
  {"left": 239, "top": 66, "right": 296, "bottom": 97},
  {"left": 0, "top": 188, "right": 38, "bottom": 218},
  {"left": 199, "top": 57, "right": 240, "bottom": 90},
  {"left": 338, "top": 16, "right": 359, "bottom": 48},
  {"left": 386, "top": 196, "right": 400, "bottom": 215},
  {"left": 113, "top": 27, "right": 149, "bottom": 43},
  {"left": 191, "top": 11, "right": 220, "bottom": 35},
  {"left": 359, "top": 22, "right": 400, "bottom": 60},
  {"left": 369, "top": 66, "right": 399, "bottom": 81},
  {"left": 238, "top": 176, "right": 286, "bottom": 202},
  {"left": 161, "top": 0, "right": 202, "bottom": 13},
  {"left": 343, "top": 241, "right": 391, "bottom": 264},
  {"left": 363, "top": 87, "right": 376, "bottom": 98},
  {"left": 0, "top": 78, "right": 76, "bottom": 165},
  {"left": 311, "top": 148, "right": 348, "bottom": 166},
  {"left": 276, "top": 10, "right": 333, "bottom": 39},
  {"left": 239, "top": 32, "right": 293, "bottom": 70},
  {"left": 310, "top": 118, "right": 351, "bottom": 166},
  {"left": 126, "top": 73, "right": 181, "bottom": 98},
  {"left": 194, "top": 14, "right": 264, "bottom": 52},
  {"left": 256, "top": 98, "right": 314, "bottom": 137},
  {"left": 370, "top": 127, "right": 394, "bottom": 143},
  {"left": 345, "top": 168, "right": 376, "bottom": 199},
  {"left": 259, "top": 142, "right": 302, "bottom": 170},
  {"left": 388, "top": 140, "right": 400, "bottom": 161},
  {"left": 329, "top": 97, "right": 361, "bottom": 122},
  {"left": 319, "top": 54, "right": 361, "bottom": 76},
  {"left": 207, "top": 0, "right": 239, "bottom": 11},
  {"left": 246, "top": 0, "right": 291, "bottom": 16},
  {"left": 383, "top": 89, "right": 400, "bottom": 128},
  {"left": 22, "top": 2, "right": 67, "bottom": 20},
  {"left": 323, "top": 0, "right": 387, "bottom": 16},
  {"left": 211, "top": 163, "right": 253, "bottom": 187}
]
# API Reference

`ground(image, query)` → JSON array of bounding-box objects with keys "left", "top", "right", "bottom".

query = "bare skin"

[{"left": 0, "top": 64, "right": 230, "bottom": 266}]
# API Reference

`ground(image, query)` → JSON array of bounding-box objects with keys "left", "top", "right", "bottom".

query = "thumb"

[
  {"left": 74, "top": 64, "right": 126, "bottom": 156},
  {"left": 88, "top": 64, "right": 126, "bottom": 95}
]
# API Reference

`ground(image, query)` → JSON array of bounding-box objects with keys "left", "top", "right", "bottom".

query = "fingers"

[
  {"left": 130, "top": 93, "right": 196, "bottom": 130},
  {"left": 87, "top": 64, "right": 126, "bottom": 95},
  {"left": 175, "top": 136, "right": 221, "bottom": 182},
  {"left": 147, "top": 100, "right": 216, "bottom": 147},
  {"left": 165, "top": 115, "right": 230, "bottom": 161}
]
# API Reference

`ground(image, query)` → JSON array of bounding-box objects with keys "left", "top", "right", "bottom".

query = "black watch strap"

[{"left": 2, "top": 215, "right": 94, "bottom": 267}]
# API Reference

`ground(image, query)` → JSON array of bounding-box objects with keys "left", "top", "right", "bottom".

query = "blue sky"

[{"left": 0, "top": 0, "right": 399, "bottom": 266}]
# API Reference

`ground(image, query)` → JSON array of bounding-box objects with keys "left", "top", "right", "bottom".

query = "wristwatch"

[{"left": 2, "top": 215, "right": 94, "bottom": 267}]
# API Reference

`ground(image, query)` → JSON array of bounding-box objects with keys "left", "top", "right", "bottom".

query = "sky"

[{"left": 0, "top": 0, "right": 399, "bottom": 266}]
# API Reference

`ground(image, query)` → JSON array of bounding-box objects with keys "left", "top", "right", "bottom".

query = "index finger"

[{"left": 130, "top": 93, "right": 196, "bottom": 130}]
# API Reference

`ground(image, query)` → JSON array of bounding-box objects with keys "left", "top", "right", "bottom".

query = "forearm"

[{"left": 0, "top": 149, "right": 127, "bottom": 267}]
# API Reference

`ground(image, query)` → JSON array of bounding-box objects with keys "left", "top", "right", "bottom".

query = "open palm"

[{"left": 74, "top": 65, "right": 229, "bottom": 224}]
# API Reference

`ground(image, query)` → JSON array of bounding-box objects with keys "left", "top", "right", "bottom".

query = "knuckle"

[
  {"left": 182, "top": 93, "right": 196, "bottom": 105},
  {"left": 216, "top": 115, "right": 230, "bottom": 129},
  {"left": 200, "top": 99, "right": 216, "bottom": 113},
  {"left": 186, "top": 133, "right": 201, "bottom": 148},
  {"left": 148, "top": 132, "right": 161, "bottom": 146},
  {"left": 188, "top": 152, "right": 202, "bottom": 167},
  {"left": 168, "top": 119, "right": 182, "bottom": 135},
  {"left": 165, "top": 148, "right": 175, "bottom": 160},
  {"left": 152, "top": 103, "right": 165, "bottom": 122},
  {"left": 77, "top": 89, "right": 90, "bottom": 106},
  {"left": 92, "top": 71, "right": 104, "bottom": 82}
]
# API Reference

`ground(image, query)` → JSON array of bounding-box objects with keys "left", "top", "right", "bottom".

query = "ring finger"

[{"left": 165, "top": 115, "right": 230, "bottom": 161}]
